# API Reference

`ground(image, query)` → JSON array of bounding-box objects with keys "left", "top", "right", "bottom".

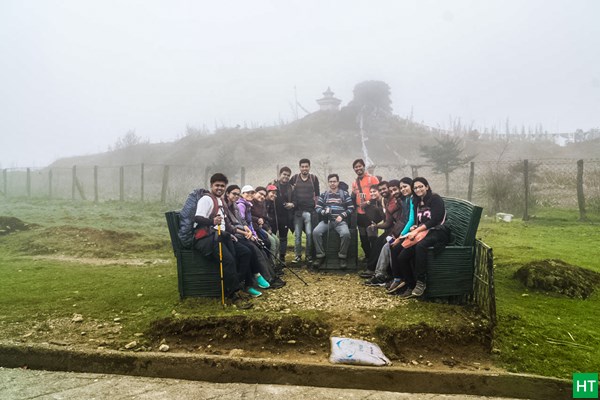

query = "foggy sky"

[{"left": 1, "top": 0, "right": 599, "bottom": 168}]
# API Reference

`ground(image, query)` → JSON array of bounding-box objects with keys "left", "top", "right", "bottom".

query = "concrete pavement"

[
  {"left": 0, "top": 367, "right": 527, "bottom": 400},
  {"left": 0, "top": 344, "right": 571, "bottom": 400}
]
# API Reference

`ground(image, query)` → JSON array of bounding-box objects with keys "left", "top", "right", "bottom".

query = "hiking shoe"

[
  {"left": 411, "top": 281, "right": 426, "bottom": 297},
  {"left": 256, "top": 274, "right": 271, "bottom": 289},
  {"left": 246, "top": 287, "right": 262, "bottom": 297},
  {"left": 398, "top": 286, "right": 414, "bottom": 298},
  {"left": 387, "top": 279, "right": 407, "bottom": 294},
  {"left": 230, "top": 292, "right": 253, "bottom": 309},
  {"left": 339, "top": 258, "right": 347, "bottom": 269},
  {"left": 358, "top": 269, "right": 374, "bottom": 278},
  {"left": 364, "top": 275, "right": 387, "bottom": 287},
  {"left": 292, "top": 255, "right": 302, "bottom": 264},
  {"left": 269, "top": 277, "right": 286, "bottom": 289},
  {"left": 235, "top": 289, "right": 252, "bottom": 300}
]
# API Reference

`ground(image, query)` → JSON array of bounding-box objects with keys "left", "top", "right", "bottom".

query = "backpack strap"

[{"left": 207, "top": 194, "right": 220, "bottom": 220}]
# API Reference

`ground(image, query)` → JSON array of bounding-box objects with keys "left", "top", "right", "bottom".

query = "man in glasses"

[{"left": 312, "top": 174, "right": 354, "bottom": 269}]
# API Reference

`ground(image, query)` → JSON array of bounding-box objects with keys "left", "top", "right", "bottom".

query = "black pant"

[
  {"left": 277, "top": 225, "right": 289, "bottom": 258},
  {"left": 232, "top": 238, "right": 254, "bottom": 288},
  {"left": 367, "top": 234, "right": 388, "bottom": 270},
  {"left": 356, "top": 213, "right": 372, "bottom": 259},
  {"left": 194, "top": 233, "right": 245, "bottom": 297},
  {"left": 392, "top": 229, "right": 449, "bottom": 286}
]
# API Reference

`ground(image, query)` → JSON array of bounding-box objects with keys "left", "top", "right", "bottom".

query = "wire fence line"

[{"left": 2, "top": 159, "right": 600, "bottom": 217}]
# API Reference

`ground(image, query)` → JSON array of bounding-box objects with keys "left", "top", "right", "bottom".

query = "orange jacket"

[{"left": 351, "top": 173, "right": 380, "bottom": 214}]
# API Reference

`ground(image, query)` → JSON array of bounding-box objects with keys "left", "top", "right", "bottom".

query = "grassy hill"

[{"left": 50, "top": 111, "right": 599, "bottom": 172}]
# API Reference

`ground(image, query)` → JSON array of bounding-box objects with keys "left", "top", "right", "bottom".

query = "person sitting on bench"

[
  {"left": 388, "top": 177, "right": 450, "bottom": 298},
  {"left": 312, "top": 174, "right": 354, "bottom": 269}
]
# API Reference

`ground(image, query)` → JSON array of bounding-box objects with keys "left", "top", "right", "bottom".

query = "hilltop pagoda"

[{"left": 316, "top": 87, "right": 342, "bottom": 111}]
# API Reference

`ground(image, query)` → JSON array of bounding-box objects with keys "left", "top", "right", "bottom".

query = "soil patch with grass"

[
  {"left": 141, "top": 269, "right": 495, "bottom": 372},
  {"left": 0, "top": 216, "right": 31, "bottom": 235},
  {"left": 22, "top": 225, "right": 169, "bottom": 258},
  {"left": 514, "top": 259, "right": 600, "bottom": 299}
]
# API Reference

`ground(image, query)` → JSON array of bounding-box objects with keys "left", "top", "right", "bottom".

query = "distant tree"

[
  {"left": 110, "top": 129, "right": 146, "bottom": 151},
  {"left": 420, "top": 135, "right": 476, "bottom": 195},
  {"left": 348, "top": 80, "right": 392, "bottom": 114},
  {"left": 339, "top": 80, "right": 393, "bottom": 130}
]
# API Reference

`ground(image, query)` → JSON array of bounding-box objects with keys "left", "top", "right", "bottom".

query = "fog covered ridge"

[{"left": 1, "top": 0, "right": 599, "bottom": 168}]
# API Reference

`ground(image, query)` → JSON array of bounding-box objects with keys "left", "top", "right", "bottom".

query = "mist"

[{"left": 1, "top": 0, "right": 599, "bottom": 168}]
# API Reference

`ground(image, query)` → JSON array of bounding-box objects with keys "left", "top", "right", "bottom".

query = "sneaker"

[
  {"left": 358, "top": 269, "right": 374, "bottom": 278},
  {"left": 269, "top": 277, "right": 286, "bottom": 289},
  {"left": 313, "top": 257, "right": 325, "bottom": 268},
  {"left": 292, "top": 255, "right": 302, "bottom": 264},
  {"left": 411, "top": 281, "right": 426, "bottom": 297},
  {"left": 387, "top": 279, "right": 407, "bottom": 294},
  {"left": 229, "top": 292, "right": 253, "bottom": 309},
  {"left": 364, "top": 275, "right": 387, "bottom": 287},
  {"left": 256, "top": 274, "right": 271, "bottom": 289},
  {"left": 339, "top": 258, "right": 347, "bottom": 269},
  {"left": 305, "top": 256, "right": 314, "bottom": 264},
  {"left": 246, "top": 287, "right": 262, "bottom": 297},
  {"left": 398, "top": 286, "right": 414, "bottom": 298},
  {"left": 235, "top": 289, "right": 252, "bottom": 300}
]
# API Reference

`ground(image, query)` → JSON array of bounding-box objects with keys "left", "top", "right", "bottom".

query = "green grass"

[
  {"left": 477, "top": 209, "right": 600, "bottom": 378},
  {"left": 1, "top": 198, "right": 599, "bottom": 377}
]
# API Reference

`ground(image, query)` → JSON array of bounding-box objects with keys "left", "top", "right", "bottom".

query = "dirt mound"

[
  {"left": 514, "top": 259, "right": 600, "bottom": 299},
  {"left": 0, "top": 216, "right": 31, "bottom": 235},
  {"left": 25, "top": 225, "right": 167, "bottom": 258}
]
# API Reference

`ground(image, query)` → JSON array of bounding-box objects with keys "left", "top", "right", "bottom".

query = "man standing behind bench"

[
  {"left": 193, "top": 173, "right": 252, "bottom": 309},
  {"left": 312, "top": 174, "right": 355, "bottom": 269}
]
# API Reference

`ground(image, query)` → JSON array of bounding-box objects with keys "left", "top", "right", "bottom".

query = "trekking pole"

[
  {"left": 262, "top": 244, "right": 308, "bottom": 286},
  {"left": 324, "top": 214, "right": 331, "bottom": 269},
  {"left": 217, "top": 225, "right": 225, "bottom": 308}
]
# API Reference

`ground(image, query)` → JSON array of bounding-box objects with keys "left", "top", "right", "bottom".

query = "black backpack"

[{"left": 177, "top": 188, "right": 212, "bottom": 248}]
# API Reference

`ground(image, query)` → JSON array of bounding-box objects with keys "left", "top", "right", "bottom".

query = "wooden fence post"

[
  {"left": 467, "top": 161, "right": 475, "bottom": 202},
  {"left": 48, "top": 169, "right": 53, "bottom": 199},
  {"left": 203, "top": 166, "right": 211, "bottom": 189},
  {"left": 26, "top": 168, "right": 31, "bottom": 198},
  {"left": 161, "top": 165, "right": 169, "bottom": 204},
  {"left": 94, "top": 166, "right": 99, "bottom": 203},
  {"left": 119, "top": 166, "right": 125, "bottom": 202},
  {"left": 577, "top": 159, "right": 587, "bottom": 221},
  {"left": 411, "top": 165, "right": 419, "bottom": 178},
  {"left": 523, "top": 159, "right": 530, "bottom": 221},
  {"left": 72, "top": 166, "right": 77, "bottom": 200},
  {"left": 140, "top": 163, "right": 145, "bottom": 202},
  {"left": 240, "top": 166, "right": 246, "bottom": 187}
]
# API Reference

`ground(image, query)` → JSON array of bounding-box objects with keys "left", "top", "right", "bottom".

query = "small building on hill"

[{"left": 316, "top": 87, "right": 342, "bottom": 111}]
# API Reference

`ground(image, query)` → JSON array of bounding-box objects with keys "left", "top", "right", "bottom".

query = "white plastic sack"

[{"left": 329, "top": 336, "right": 392, "bottom": 366}]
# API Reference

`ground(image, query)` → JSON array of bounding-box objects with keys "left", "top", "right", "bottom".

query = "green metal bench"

[
  {"left": 425, "top": 197, "right": 483, "bottom": 299},
  {"left": 319, "top": 212, "right": 359, "bottom": 271},
  {"left": 165, "top": 211, "right": 221, "bottom": 299}
]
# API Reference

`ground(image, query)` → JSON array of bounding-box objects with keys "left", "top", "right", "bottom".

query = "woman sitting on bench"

[{"left": 387, "top": 177, "right": 450, "bottom": 298}]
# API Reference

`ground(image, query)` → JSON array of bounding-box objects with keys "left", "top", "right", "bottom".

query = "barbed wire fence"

[{"left": 2, "top": 159, "right": 599, "bottom": 218}]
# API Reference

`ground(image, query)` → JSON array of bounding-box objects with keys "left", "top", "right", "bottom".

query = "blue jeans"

[{"left": 294, "top": 211, "right": 313, "bottom": 258}]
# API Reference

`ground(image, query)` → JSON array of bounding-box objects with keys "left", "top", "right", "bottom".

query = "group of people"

[{"left": 187, "top": 157, "right": 450, "bottom": 308}]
